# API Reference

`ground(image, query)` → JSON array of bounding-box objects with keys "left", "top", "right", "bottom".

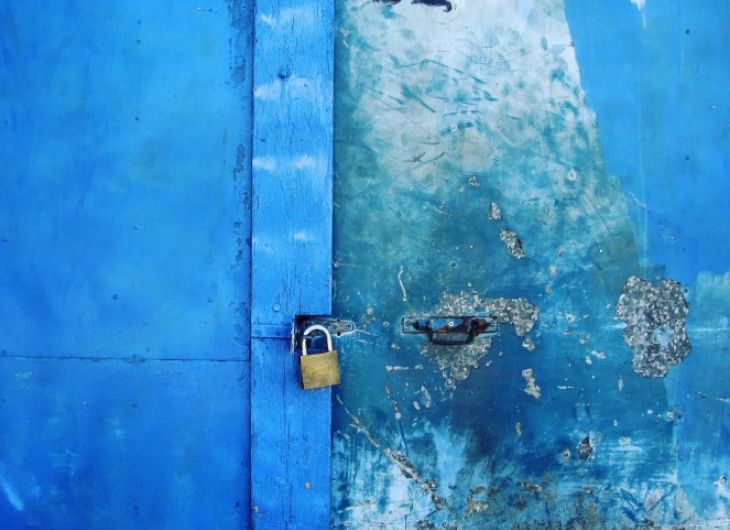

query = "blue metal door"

[
  {"left": 1, "top": 2, "right": 253, "bottom": 528},
  {"left": 331, "top": 1, "right": 730, "bottom": 528}
]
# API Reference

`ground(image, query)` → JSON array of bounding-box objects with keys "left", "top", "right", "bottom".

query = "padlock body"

[{"left": 300, "top": 350, "right": 341, "bottom": 390}]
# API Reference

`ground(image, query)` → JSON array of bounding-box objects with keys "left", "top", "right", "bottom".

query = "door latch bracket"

[
  {"left": 292, "top": 315, "right": 357, "bottom": 351},
  {"left": 402, "top": 315, "right": 498, "bottom": 346}
]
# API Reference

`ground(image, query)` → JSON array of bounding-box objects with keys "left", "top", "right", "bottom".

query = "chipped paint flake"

[
  {"left": 466, "top": 497, "right": 490, "bottom": 516},
  {"left": 521, "top": 368, "right": 541, "bottom": 399},
  {"left": 488, "top": 202, "right": 502, "bottom": 220},
  {"left": 522, "top": 337, "right": 536, "bottom": 351},
  {"left": 419, "top": 386, "right": 433, "bottom": 408},
  {"left": 499, "top": 228, "right": 526, "bottom": 259},
  {"left": 578, "top": 436, "right": 594, "bottom": 459}
]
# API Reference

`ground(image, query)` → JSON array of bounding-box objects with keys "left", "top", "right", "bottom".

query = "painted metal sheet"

[
  {"left": 0, "top": 1, "right": 251, "bottom": 362},
  {"left": 332, "top": 0, "right": 730, "bottom": 528},
  {"left": 249, "top": 0, "right": 334, "bottom": 527},
  {"left": 0, "top": 358, "right": 250, "bottom": 529},
  {"left": 0, "top": 1, "right": 253, "bottom": 527}
]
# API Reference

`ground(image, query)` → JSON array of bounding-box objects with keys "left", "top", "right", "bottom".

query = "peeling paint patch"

[
  {"left": 578, "top": 436, "right": 594, "bottom": 459},
  {"left": 521, "top": 368, "right": 541, "bottom": 399},
  {"left": 466, "top": 496, "right": 490, "bottom": 516},
  {"left": 499, "top": 228, "right": 526, "bottom": 259},
  {"left": 420, "top": 292, "right": 539, "bottom": 383},
  {"left": 615, "top": 276, "right": 692, "bottom": 378},
  {"left": 418, "top": 385, "right": 433, "bottom": 408},
  {"left": 420, "top": 336, "right": 492, "bottom": 383},
  {"left": 486, "top": 297, "right": 540, "bottom": 337}
]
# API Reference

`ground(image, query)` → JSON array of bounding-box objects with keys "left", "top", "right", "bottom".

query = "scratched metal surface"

[
  {"left": 0, "top": 1, "right": 252, "bottom": 528},
  {"left": 332, "top": 0, "right": 730, "bottom": 528}
]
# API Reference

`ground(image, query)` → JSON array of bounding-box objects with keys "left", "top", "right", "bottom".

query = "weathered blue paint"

[
  {"left": 332, "top": 0, "right": 730, "bottom": 528},
  {"left": 250, "top": 0, "right": 334, "bottom": 527},
  {"left": 565, "top": 0, "right": 730, "bottom": 523},
  {"left": 1, "top": 1, "right": 253, "bottom": 528}
]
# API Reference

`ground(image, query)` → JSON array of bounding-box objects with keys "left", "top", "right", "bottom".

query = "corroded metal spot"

[
  {"left": 615, "top": 276, "right": 692, "bottom": 378},
  {"left": 578, "top": 436, "right": 594, "bottom": 460}
]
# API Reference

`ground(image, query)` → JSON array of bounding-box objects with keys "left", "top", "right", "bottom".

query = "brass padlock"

[{"left": 300, "top": 325, "right": 341, "bottom": 390}]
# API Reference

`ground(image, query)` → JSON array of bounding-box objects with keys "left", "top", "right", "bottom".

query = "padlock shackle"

[{"left": 301, "top": 324, "right": 334, "bottom": 355}]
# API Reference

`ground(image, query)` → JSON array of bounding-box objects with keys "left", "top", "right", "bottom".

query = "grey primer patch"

[
  {"left": 615, "top": 276, "right": 692, "bottom": 378},
  {"left": 499, "top": 228, "right": 526, "bottom": 259}
]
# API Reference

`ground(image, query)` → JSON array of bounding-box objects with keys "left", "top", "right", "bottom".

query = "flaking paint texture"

[{"left": 332, "top": 0, "right": 730, "bottom": 528}]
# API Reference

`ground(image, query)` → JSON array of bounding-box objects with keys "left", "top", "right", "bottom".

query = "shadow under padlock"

[{"left": 299, "top": 325, "right": 341, "bottom": 390}]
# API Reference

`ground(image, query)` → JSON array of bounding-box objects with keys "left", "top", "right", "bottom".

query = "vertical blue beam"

[{"left": 250, "top": 0, "right": 333, "bottom": 528}]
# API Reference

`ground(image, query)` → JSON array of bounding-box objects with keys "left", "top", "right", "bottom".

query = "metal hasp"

[
  {"left": 402, "top": 315, "right": 499, "bottom": 346},
  {"left": 294, "top": 315, "right": 356, "bottom": 336},
  {"left": 293, "top": 315, "right": 356, "bottom": 350}
]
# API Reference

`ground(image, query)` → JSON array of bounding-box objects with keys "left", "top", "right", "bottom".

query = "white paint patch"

[
  {"left": 431, "top": 428, "right": 467, "bottom": 500},
  {"left": 259, "top": 6, "right": 317, "bottom": 31},
  {"left": 1, "top": 477, "right": 24, "bottom": 511},
  {"left": 397, "top": 266, "right": 407, "bottom": 302},
  {"left": 292, "top": 154, "right": 328, "bottom": 176},
  {"left": 291, "top": 231, "right": 314, "bottom": 242},
  {"left": 293, "top": 154, "right": 316, "bottom": 170},
  {"left": 252, "top": 157, "right": 277, "bottom": 172},
  {"left": 630, "top": 0, "right": 647, "bottom": 27},
  {"left": 253, "top": 79, "right": 282, "bottom": 101},
  {"left": 419, "top": 386, "right": 432, "bottom": 408},
  {"left": 254, "top": 76, "right": 318, "bottom": 103}
]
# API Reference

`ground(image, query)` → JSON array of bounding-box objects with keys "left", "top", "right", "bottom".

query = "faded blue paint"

[
  {"left": 332, "top": 0, "right": 730, "bottom": 528},
  {"left": 0, "top": 1, "right": 252, "bottom": 528}
]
